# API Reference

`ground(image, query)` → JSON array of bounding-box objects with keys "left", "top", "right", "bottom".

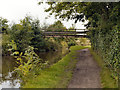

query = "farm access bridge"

[{"left": 43, "top": 29, "right": 89, "bottom": 38}]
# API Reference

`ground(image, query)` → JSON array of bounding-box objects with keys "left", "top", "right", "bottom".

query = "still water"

[{"left": 0, "top": 49, "right": 68, "bottom": 89}]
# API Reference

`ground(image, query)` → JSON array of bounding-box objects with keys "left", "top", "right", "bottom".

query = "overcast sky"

[{"left": 0, "top": 0, "right": 86, "bottom": 29}]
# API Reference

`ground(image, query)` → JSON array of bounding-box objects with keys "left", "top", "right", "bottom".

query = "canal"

[{"left": 0, "top": 48, "right": 69, "bottom": 89}]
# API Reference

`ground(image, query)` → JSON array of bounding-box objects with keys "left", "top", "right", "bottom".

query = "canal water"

[{"left": 0, "top": 48, "right": 68, "bottom": 89}]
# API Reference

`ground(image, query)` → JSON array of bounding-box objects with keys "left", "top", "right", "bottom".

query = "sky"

[{"left": 0, "top": 0, "right": 87, "bottom": 29}]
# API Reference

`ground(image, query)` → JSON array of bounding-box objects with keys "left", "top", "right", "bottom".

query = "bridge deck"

[
  {"left": 43, "top": 29, "right": 89, "bottom": 38},
  {"left": 45, "top": 35, "right": 88, "bottom": 38}
]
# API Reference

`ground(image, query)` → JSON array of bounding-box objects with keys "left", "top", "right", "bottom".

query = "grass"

[
  {"left": 89, "top": 48, "right": 118, "bottom": 88},
  {"left": 23, "top": 46, "right": 89, "bottom": 88}
]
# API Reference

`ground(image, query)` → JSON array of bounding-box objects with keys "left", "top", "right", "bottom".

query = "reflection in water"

[
  {"left": 0, "top": 48, "right": 68, "bottom": 88},
  {"left": 0, "top": 57, "right": 20, "bottom": 89},
  {"left": 38, "top": 50, "right": 67, "bottom": 65},
  {"left": 0, "top": 79, "right": 20, "bottom": 89}
]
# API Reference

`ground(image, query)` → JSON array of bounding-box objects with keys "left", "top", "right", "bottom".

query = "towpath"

[{"left": 68, "top": 48, "right": 101, "bottom": 88}]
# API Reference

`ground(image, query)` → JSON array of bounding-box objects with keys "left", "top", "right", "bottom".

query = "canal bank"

[
  {"left": 0, "top": 47, "right": 69, "bottom": 88},
  {"left": 23, "top": 46, "right": 89, "bottom": 88},
  {"left": 1, "top": 37, "right": 90, "bottom": 88}
]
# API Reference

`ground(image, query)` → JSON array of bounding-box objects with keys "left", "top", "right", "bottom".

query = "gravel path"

[{"left": 68, "top": 48, "right": 101, "bottom": 88}]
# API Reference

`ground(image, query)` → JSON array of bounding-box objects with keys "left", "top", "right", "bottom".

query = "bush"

[
  {"left": 9, "top": 16, "right": 47, "bottom": 52},
  {"left": 8, "top": 41, "right": 48, "bottom": 81},
  {"left": 89, "top": 25, "right": 120, "bottom": 82},
  {"left": 10, "top": 17, "right": 33, "bottom": 52}
]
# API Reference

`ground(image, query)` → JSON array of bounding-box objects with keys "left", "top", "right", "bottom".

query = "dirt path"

[{"left": 68, "top": 48, "right": 101, "bottom": 88}]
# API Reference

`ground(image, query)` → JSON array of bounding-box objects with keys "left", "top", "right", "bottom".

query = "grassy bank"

[
  {"left": 89, "top": 48, "right": 118, "bottom": 88},
  {"left": 23, "top": 46, "right": 89, "bottom": 88}
]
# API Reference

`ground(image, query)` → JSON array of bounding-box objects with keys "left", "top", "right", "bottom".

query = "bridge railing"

[{"left": 42, "top": 29, "right": 89, "bottom": 37}]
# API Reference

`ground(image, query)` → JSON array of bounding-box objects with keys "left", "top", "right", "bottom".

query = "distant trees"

[{"left": 47, "top": 20, "right": 66, "bottom": 31}]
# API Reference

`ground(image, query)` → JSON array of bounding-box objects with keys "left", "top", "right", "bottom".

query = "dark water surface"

[{"left": 0, "top": 49, "right": 68, "bottom": 89}]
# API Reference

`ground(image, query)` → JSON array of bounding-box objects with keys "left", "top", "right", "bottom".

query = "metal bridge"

[{"left": 43, "top": 29, "right": 89, "bottom": 38}]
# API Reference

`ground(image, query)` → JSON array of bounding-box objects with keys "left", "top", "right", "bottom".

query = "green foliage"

[
  {"left": 0, "top": 17, "right": 9, "bottom": 34},
  {"left": 2, "top": 34, "right": 10, "bottom": 55},
  {"left": 66, "top": 38, "right": 77, "bottom": 48},
  {"left": 2, "top": 16, "right": 69, "bottom": 53},
  {"left": 10, "top": 16, "right": 33, "bottom": 52},
  {"left": 2, "top": 16, "right": 80, "bottom": 55},
  {"left": 30, "top": 19, "right": 47, "bottom": 52},
  {"left": 76, "top": 38, "right": 90, "bottom": 46},
  {"left": 8, "top": 16, "right": 47, "bottom": 52},
  {"left": 47, "top": 20, "right": 66, "bottom": 31},
  {"left": 90, "top": 25, "right": 120, "bottom": 83},
  {"left": 8, "top": 40, "right": 48, "bottom": 81},
  {"left": 89, "top": 48, "right": 117, "bottom": 88},
  {"left": 88, "top": 3, "right": 120, "bottom": 83}
]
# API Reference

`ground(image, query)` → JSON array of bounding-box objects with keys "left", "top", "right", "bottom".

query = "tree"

[
  {"left": 10, "top": 16, "right": 33, "bottom": 52},
  {"left": 30, "top": 19, "right": 47, "bottom": 52},
  {"left": 41, "top": 2, "right": 120, "bottom": 28},
  {"left": 0, "top": 17, "right": 9, "bottom": 34},
  {"left": 47, "top": 20, "right": 66, "bottom": 31},
  {"left": 10, "top": 16, "right": 48, "bottom": 52}
]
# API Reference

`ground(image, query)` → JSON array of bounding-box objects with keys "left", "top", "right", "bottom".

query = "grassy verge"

[
  {"left": 89, "top": 48, "right": 118, "bottom": 88},
  {"left": 23, "top": 46, "right": 89, "bottom": 88}
]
